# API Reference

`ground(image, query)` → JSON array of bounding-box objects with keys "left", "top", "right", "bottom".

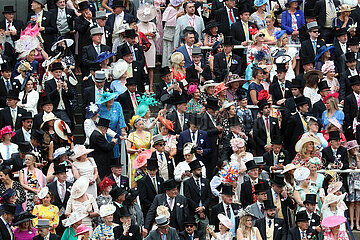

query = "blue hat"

[
  {"left": 96, "top": 90, "right": 119, "bottom": 104},
  {"left": 285, "top": 0, "right": 302, "bottom": 7},
  {"left": 95, "top": 51, "right": 115, "bottom": 63},
  {"left": 211, "top": 40, "right": 223, "bottom": 55},
  {"left": 135, "top": 93, "right": 159, "bottom": 117},
  {"left": 0, "top": 188, "right": 16, "bottom": 203},
  {"left": 85, "top": 103, "right": 100, "bottom": 119},
  {"left": 314, "top": 45, "right": 335, "bottom": 62},
  {"left": 274, "top": 30, "right": 287, "bottom": 40},
  {"left": 254, "top": 0, "right": 268, "bottom": 7}
]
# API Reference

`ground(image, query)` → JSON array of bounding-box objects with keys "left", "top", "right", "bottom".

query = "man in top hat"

[
  {"left": 110, "top": 186, "right": 128, "bottom": 224},
  {"left": 33, "top": 96, "right": 58, "bottom": 130},
  {"left": 47, "top": 164, "right": 72, "bottom": 235},
  {"left": 94, "top": 11, "right": 112, "bottom": 47},
  {"left": 314, "top": 0, "right": 340, "bottom": 44},
  {"left": 90, "top": 118, "right": 118, "bottom": 178},
  {"left": 0, "top": 6, "right": 23, "bottom": 46},
  {"left": 0, "top": 90, "right": 28, "bottom": 130},
  {"left": 176, "top": 31, "right": 201, "bottom": 69},
  {"left": 313, "top": 81, "right": 331, "bottom": 119},
  {"left": 1, "top": 142, "right": 32, "bottom": 172},
  {"left": 113, "top": 207, "right": 142, "bottom": 240},
  {"left": 214, "top": 0, "right": 240, "bottom": 37},
  {"left": 255, "top": 199, "right": 287, "bottom": 240},
  {"left": 145, "top": 215, "right": 180, "bottom": 239},
  {"left": 186, "top": 48, "right": 212, "bottom": 85},
  {"left": 303, "top": 194, "right": 321, "bottom": 234},
  {"left": 155, "top": 66, "right": 184, "bottom": 103},
  {"left": 269, "top": 63, "right": 292, "bottom": 106},
  {"left": 50, "top": 0, "right": 76, "bottom": 38},
  {"left": 213, "top": 36, "right": 242, "bottom": 82},
  {"left": 253, "top": 99, "right": 281, "bottom": 156},
  {"left": 106, "top": 0, "right": 133, "bottom": 42},
  {"left": 178, "top": 114, "right": 211, "bottom": 168},
  {"left": 144, "top": 179, "right": 188, "bottom": 235},
  {"left": 116, "top": 29, "right": 146, "bottom": 68},
  {"left": 138, "top": 158, "right": 164, "bottom": 217},
  {"left": 268, "top": 174, "right": 296, "bottom": 228},
  {"left": 322, "top": 131, "right": 349, "bottom": 169},
  {"left": 245, "top": 182, "right": 269, "bottom": 222},
  {"left": 123, "top": 188, "right": 143, "bottom": 227},
  {"left": 12, "top": 112, "right": 33, "bottom": 144},
  {"left": 82, "top": 27, "right": 112, "bottom": 76},
  {"left": 211, "top": 184, "right": 241, "bottom": 235},
  {"left": 299, "top": 10, "right": 318, "bottom": 43},
  {"left": 108, "top": 162, "right": 129, "bottom": 191},
  {"left": 174, "top": 2, "right": 205, "bottom": 48},
  {"left": 0, "top": 203, "right": 16, "bottom": 240},
  {"left": 27, "top": 0, "right": 57, "bottom": 54},
  {"left": 167, "top": 95, "right": 191, "bottom": 135},
  {"left": 339, "top": 52, "right": 360, "bottom": 101},
  {"left": 183, "top": 160, "right": 212, "bottom": 232},
  {"left": 240, "top": 160, "right": 269, "bottom": 208},
  {"left": 33, "top": 219, "right": 61, "bottom": 240},
  {"left": 0, "top": 62, "right": 21, "bottom": 108},
  {"left": 347, "top": 37, "right": 360, "bottom": 67},
  {"left": 179, "top": 216, "right": 203, "bottom": 240},
  {"left": 344, "top": 75, "right": 360, "bottom": 140},
  {"left": 117, "top": 77, "right": 141, "bottom": 124},
  {"left": 288, "top": 211, "right": 318, "bottom": 240},
  {"left": 334, "top": 28, "right": 349, "bottom": 73},
  {"left": 44, "top": 62, "right": 74, "bottom": 129},
  {"left": 299, "top": 22, "right": 325, "bottom": 63},
  {"left": 263, "top": 139, "right": 290, "bottom": 173},
  {"left": 151, "top": 135, "right": 175, "bottom": 181}
]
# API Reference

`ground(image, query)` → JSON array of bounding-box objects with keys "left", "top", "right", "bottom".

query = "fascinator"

[
  {"left": 132, "top": 149, "right": 152, "bottom": 169},
  {"left": 274, "top": 30, "right": 287, "bottom": 40},
  {"left": 136, "top": 93, "right": 159, "bottom": 117}
]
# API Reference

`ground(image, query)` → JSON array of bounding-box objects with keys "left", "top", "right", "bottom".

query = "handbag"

[{"left": 163, "top": 26, "right": 175, "bottom": 41}]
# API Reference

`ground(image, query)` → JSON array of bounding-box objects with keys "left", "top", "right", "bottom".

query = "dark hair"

[
  {"left": 184, "top": 31, "right": 195, "bottom": 39},
  {"left": 183, "top": 2, "right": 194, "bottom": 12},
  {"left": 41, "top": 191, "right": 55, "bottom": 204},
  {"left": 0, "top": 167, "right": 13, "bottom": 179},
  {"left": 322, "top": 174, "right": 334, "bottom": 194},
  {"left": 252, "top": 68, "right": 262, "bottom": 78}
]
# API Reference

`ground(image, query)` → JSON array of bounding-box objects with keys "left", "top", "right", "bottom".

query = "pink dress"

[
  {"left": 154, "top": 0, "right": 166, "bottom": 55},
  {"left": 14, "top": 227, "right": 37, "bottom": 240},
  {"left": 323, "top": 230, "right": 349, "bottom": 240}
]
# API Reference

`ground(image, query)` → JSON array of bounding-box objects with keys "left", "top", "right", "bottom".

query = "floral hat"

[
  {"left": 98, "top": 176, "right": 115, "bottom": 193},
  {"left": 322, "top": 92, "right": 339, "bottom": 104},
  {"left": 230, "top": 138, "right": 245, "bottom": 152},
  {"left": 136, "top": 93, "right": 159, "bottom": 117},
  {"left": 214, "top": 82, "right": 228, "bottom": 96},
  {"left": 0, "top": 126, "right": 16, "bottom": 139},
  {"left": 85, "top": 103, "right": 100, "bottom": 119}
]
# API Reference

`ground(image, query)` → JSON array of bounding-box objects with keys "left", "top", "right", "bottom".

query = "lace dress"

[
  {"left": 73, "top": 158, "right": 98, "bottom": 197},
  {"left": 347, "top": 156, "right": 360, "bottom": 202}
]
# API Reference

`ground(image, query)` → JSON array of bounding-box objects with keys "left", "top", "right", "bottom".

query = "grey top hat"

[
  {"left": 36, "top": 219, "right": 51, "bottom": 228},
  {"left": 90, "top": 27, "right": 103, "bottom": 36},
  {"left": 94, "top": 71, "right": 106, "bottom": 82},
  {"left": 153, "top": 135, "right": 165, "bottom": 145},
  {"left": 306, "top": 21, "right": 319, "bottom": 32},
  {"left": 96, "top": 10, "right": 107, "bottom": 19},
  {"left": 155, "top": 215, "right": 170, "bottom": 226},
  {"left": 192, "top": 47, "right": 203, "bottom": 56},
  {"left": 34, "top": 0, "right": 46, "bottom": 6}
]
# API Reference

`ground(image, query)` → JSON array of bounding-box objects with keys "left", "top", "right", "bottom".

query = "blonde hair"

[
  {"left": 171, "top": 52, "right": 185, "bottom": 75},
  {"left": 265, "top": 14, "right": 276, "bottom": 22},
  {"left": 325, "top": 97, "right": 339, "bottom": 117},
  {"left": 252, "top": 32, "right": 263, "bottom": 45},
  {"left": 276, "top": 34, "right": 288, "bottom": 48},
  {"left": 301, "top": 142, "right": 316, "bottom": 158},
  {"left": 239, "top": 215, "right": 255, "bottom": 238},
  {"left": 25, "top": 154, "right": 37, "bottom": 167}
]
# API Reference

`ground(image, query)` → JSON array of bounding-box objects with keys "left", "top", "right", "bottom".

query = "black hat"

[
  {"left": 183, "top": 26, "right": 196, "bottom": 35},
  {"left": 328, "top": 131, "right": 341, "bottom": 141},
  {"left": 270, "top": 174, "right": 286, "bottom": 186},
  {"left": 303, "top": 194, "right": 317, "bottom": 205},
  {"left": 174, "top": 94, "right": 188, "bottom": 105},
  {"left": 20, "top": 111, "right": 33, "bottom": 122},
  {"left": 18, "top": 142, "right": 32, "bottom": 154},
  {"left": 336, "top": 28, "right": 347, "bottom": 37},
  {"left": 124, "top": 29, "right": 138, "bottom": 38},
  {"left": 31, "top": 129, "right": 44, "bottom": 143},
  {"left": 317, "top": 81, "right": 330, "bottom": 94},
  {"left": 78, "top": 1, "right": 90, "bottom": 11},
  {"left": 163, "top": 179, "right": 177, "bottom": 190},
  {"left": 2, "top": 6, "right": 16, "bottom": 14},
  {"left": 7, "top": 90, "right": 20, "bottom": 101},
  {"left": 53, "top": 164, "right": 67, "bottom": 175},
  {"left": 89, "top": 63, "right": 102, "bottom": 71},
  {"left": 41, "top": 95, "right": 53, "bottom": 107},
  {"left": 223, "top": 36, "right": 235, "bottom": 46},
  {"left": 12, "top": 211, "right": 36, "bottom": 226},
  {"left": 1, "top": 203, "right": 16, "bottom": 214},
  {"left": 205, "top": 97, "right": 220, "bottom": 110},
  {"left": 239, "top": 8, "right": 251, "bottom": 15},
  {"left": 51, "top": 62, "right": 64, "bottom": 72},
  {"left": 294, "top": 95, "right": 308, "bottom": 107},
  {"left": 345, "top": 52, "right": 356, "bottom": 62},
  {"left": 110, "top": 160, "right": 122, "bottom": 168},
  {"left": 301, "top": 56, "right": 315, "bottom": 66},
  {"left": 296, "top": 210, "right": 309, "bottom": 222},
  {"left": 245, "top": 160, "right": 258, "bottom": 171},
  {"left": 98, "top": 118, "right": 110, "bottom": 128},
  {"left": 147, "top": 157, "right": 159, "bottom": 170},
  {"left": 125, "top": 77, "right": 137, "bottom": 86},
  {"left": 304, "top": 9, "right": 316, "bottom": 18},
  {"left": 119, "top": 206, "right": 131, "bottom": 217},
  {"left": 189, "top": 160, "right": 202, "bottom": 171},
  {"left": 118, "top": 45, "right": 132, "bottom": 58},
  {"left": 189, "top": 114, "right": 202, "bottom": 126},
  {"left": 348, "top": 37, "right": 359, "bottom": 46},
  {"left": 350, "top": 75, "right": 360, "bottom": 86},
  {"left": 289, "top": 77, "right": 304, "bottom": 89},
  {"left": 263, "top": 199, "right": 276, "bottom": 210},
  {"left": 112, "top": 0, "right": 124, "bottom": 8},
  {"left": 126, "top": 17, "right": 137, "bottom": 24},
  {"left": 124, "top": 188, "right": 139, "bottom": 205},
  {"left": 184, "top": 216, "right": 197, "bottom": 225},
  {"left": 276, "top": 63, "right": 287, "bottom": 72},
  {"left": 203, "top": 20, "right": 221, "bottom": 34},
  {"left": 254, "top": 182, "right": 268, "bottom": 194},
  {"left": 220, "top": 184, "right": 235, "bottom": 195},
  {"left": 271, "top": 138, "right": 283, "bottom": 145},
  {"left": 1, "top": 62, "right": 12, "bottom": 71},
  {"left": 257, "top": 99, "right": 270, "bottom": 110},
  {"left": 110, "top": 186, "right": 127, "bottom": 200},
  {"left": 160, "top": 66, "right": 171, "bottom": 77},
  {"left": 228, "top": 117, "right": 240, "bottom": 127}
]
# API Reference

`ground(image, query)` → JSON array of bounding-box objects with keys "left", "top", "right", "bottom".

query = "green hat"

[
  {"left": 135, "top": 93, "right": 159, "bottom": 117},
  {"left": 96, "top": 91, "right": 119, "bottom": 104}
]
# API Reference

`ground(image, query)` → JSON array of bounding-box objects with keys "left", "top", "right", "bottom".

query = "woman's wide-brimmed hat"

[
  {"left": 214, "top": 82, "right": 228, "bottom": 96},
  {"left": 0, "top": 188, "right": 16, "bottom": 203},
  {"left": 12, "top": 211, "right": 36, "bottom": 226},
  {"left": 322, "top": 216, "right": 347, "bottom": 228},
  {"left": 17, "top": 60, "right": 33, "bottom": 73},
  {"left": 171, "top": 52, "right": 184, "bottom": 64},
  {"left": 202, "top": 20, "right": 221, "bottom": 34},
  {"left": 70, "top": 144, "right": 94, "bottom": 160},
  {"left": 338, "top": 4, "right": 355, "bottom": 13},
  {"left": 54, "top": 119, "right": 73, "bottom": 143},
  {"left": 281, "top": 163, "right": 298, "bottom": 174},
  {"left": 346, "top": 140, "right": 359, "bottom": 151},
  {"left": 225, "top": 73, "right": 243, "bottom": 86},
  {"left": 0, "top": 125, "right": 16, "bottom": 139},
  {"left": 51, "top": 37, "right": 74, "bottom": 52},
  {"left": 95, "top": 51, "right": 114, "bottom": 63},
  {"left": 200, "top": 80, "right": 217, "bottom": 92},
  {"left": 71, "top": 176, "right": 90, "bottom": 199},
  {"left": 285, "top": 0, "right": 302, "bottom": 7},
  {"left": 100, "top": 204, "right": 116, "bottom": 218},
  {"left": 217, "top": 213, "right": 234, "bottom": 229},
  {"left": 254, "top": 0, "right": 268, "bottom": 7},
  {"left": 137, "top": 4, "right": 156, "bottom": 22},
  {"left": 158, "top": 115, "right": 174, "bottom": 132},
  {"left": 62, "top": 210, "right": 88, "bottom": 228},
  {"left": 314, "top": 45, "right": 335, "bottom": 62},
  {"left": 322, "top": 193, "right": 346, "bottom": 208},
  {"left": 295, "top": 134, "right": 321, "bottom": 152},
  {"left": 97, "top": 91, "right": 119, "bottom": 104},
  {"left": 133, "top": 149, "right": 152, "bottom": 169},
  {"left": 294, "top": 167, "right": 310, "bottom": 182},
  {"left": 40, "top": 112, "right": 57, "bottom": 129},
  {"left": 129, "top": 115, "right": 142, "bottom": 128},
  {"left": 112, "top": 59, "right": 129, "bottom": 79},
  {"left": 170, "top": 0, "right": 184, "bottom": 7},
  {"left": 37, "top": 186, "right": 49, "bottom": 199},
  {"left": 85, "top": 103, "right": 100, "bottom": 119},
  {"left": 75, "top": 224, "right": 91, "bottom": 237}
]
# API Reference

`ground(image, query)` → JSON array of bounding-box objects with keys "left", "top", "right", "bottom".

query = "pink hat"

[
  {"left": 322, "top": 216, "right": 347, "bottom": 228},
  {"left": 230, "top": 138, "right": 245, "bottom": 152},
  {"left": 328, "top": 118, "right": 342, "bottom": 130},
  {"left": 0, "top": 126, "right": 16, "bottom": 139},
  {"left": 217, "top": 213, "right": 234, "bottom": 229},
  {"left": 321, "top": 60, "right": 335, "bottom": 74},
  {"left": 74, "top": 224, "right": 91, "bottom": 236},
  {"left": 214, "top": 82, "right": 228, "bottom": 96},
  {"left": 346, "top": 140, "right": 359, "bottom": 151},
  {"left": 327, "top": 181, "right": 343, "bottom": 194},
  {"left": 132, "top": 149, "right": 152, "bottom": 169}
]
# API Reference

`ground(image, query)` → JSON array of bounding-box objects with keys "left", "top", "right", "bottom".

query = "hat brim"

[
  {"left": 156, "top": 219, "right": 170, "bottom": 226},
  {"left": 96, "top": 92, "right": 120, "bottom": 104},
  {"left": 303, "top": 200, "right": 317, "bottom": 205},
  {"left": 13, "top": 216, "right": 36, "bottom": 226},
  {"left": 51, "top": 39, "right": 74, "bottom": 52}
]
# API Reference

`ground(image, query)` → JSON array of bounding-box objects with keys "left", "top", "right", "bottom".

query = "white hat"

[
  {"left": 70, "top": 144, "right": 94, "bottom": 160},
  {"left": 99, "top": 204, "right": 116, "bottom": 218},
  {"left": 223, "top": 101, "right": 236, "bottom": 109},
  {"left": 217, "top": 213, "right": 234, "bottom": 229},
  {"left": 62, "top": 210, "right": 88, "bottom": 227},
  {"left": 295, "top": 135, "right": 321, "bottom": 153},
  {"left": 37, "top": 186, "right": 49, "bottom": 199},
  {"left": 322, "top": 193, "right": 346, "bottom": 209},
  {"left": 51, "top": 38, "right": 74, "bottom": 52},
  {"left": 40, "top": 112, "right": 57, "bottom": 129},
  {"left": 112, "top": 59, "right": 129, "bottom": 80},
  {"left": 294, "top": 167, "right": 310, "bottom": 182},
  {"left": 281, "top": 163, "right": 298, "bottom": 174},
  {"left": 137, "top": 4, "right": 156, "bottom": 22},
  {"left": 71, "top": 176, "right": 90, "bottom": 199}
]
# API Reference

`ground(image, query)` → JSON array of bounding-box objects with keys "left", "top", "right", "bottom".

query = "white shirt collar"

[
  {"left": 349, "top": 68, "right": 357, "bottom": 76},
  {"left": 176, "top": 110, "right": 184, "bottom": 117},
  {"left": 117, "top": 11, "right": 124, "bottom": 18}
]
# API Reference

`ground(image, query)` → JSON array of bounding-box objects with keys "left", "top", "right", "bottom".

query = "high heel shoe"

[
  {"left": 350, "top": 223, "right": 354, "bottom": 230},
  {"left": 356, "top": 224, "right": 360, "bottom": 230}
]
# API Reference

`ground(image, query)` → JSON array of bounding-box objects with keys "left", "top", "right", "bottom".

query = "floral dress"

[
  {"left": 92, "top": 223, "right": 119, "bottom": 240},
  {"left": 347, "top": 156, "right": 360, "bottom": 202},
  {"left": 292, "top": 151, "right": 322, "bottom": 170},
  {"left": 24, "top": 170, "right": 40, "bottom": 212},
  {"left": 32, "top": 204, "right": 60, "bottom": 233},
  {"left": 247, "top": 44, "right": 271, "bottom": 64},
  {"left": 187, "top": 98, "right": 203, "bottom": 114}
]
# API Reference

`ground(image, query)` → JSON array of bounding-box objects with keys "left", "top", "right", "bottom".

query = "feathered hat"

[{"left": 136, "top": 93, "right": 159, "bottom": 117}]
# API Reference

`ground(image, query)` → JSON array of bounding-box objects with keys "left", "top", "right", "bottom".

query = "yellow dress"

[
  {"left": 32, "top": 204, "right": 59, "bottom": 233},
  {"left": 128, "top": 131, "right": 152, "bottom": 187}
]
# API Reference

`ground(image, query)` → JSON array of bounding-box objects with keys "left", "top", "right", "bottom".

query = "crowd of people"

[{"left": 1, "top": 0, "right": 360, "bottom": 239}]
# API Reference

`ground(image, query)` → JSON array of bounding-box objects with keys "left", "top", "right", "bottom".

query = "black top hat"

[
  {"left": 12, "top": 211, "right": 36, "bottom": 226},
  {"left": 205, "top": 97, "right": 220, "bottom": 110},
  {"left": 345, "top": 52, "right": 356, "bottom": 62},
  {"left": 263, "top": 199, "right": 276, "bottom": 210},
  {"left": 1, "top": 62, "right": 12, "bottom": 71},
  {"left": 53, "top": 164, "right": 67, "bottom": 175},
  {"left": 51, "top": 62, "right": 64, "bottom": 72},
  {"left": 257, "top": 99, "right": 270, "bottom": 110},
  {"left": 7, "top": 90, "right": 20, "bottom": 100},
  {"left": 3, "top": 6, "right": 16, "bottom": 14},
  {"left": 296, "top": 210, "right": 310, "bottom": 222},
  {"left": 160, "top": 66, "right": 171, "bottom": 77},
  {"left": 350, "top": 75, "right": 360, "bottom": 86},
  {"left": 126, "top": 17, "right": 137, "bottom": 24},
  {"left": 317, "top": 81, "right": 330, "bottom": 94},
  {"left": 328, "top": 131, "right": 341, "bottom": 141},
  {"left": 245, "top": 160, "right": 258, "bottom": 171},
  {"left": 124, "top": 188, "right": 139, "bottom": 205},
  {"left": 89, "top": 63, "right": 102, "bottom": 71},
  {"left": 98, "top": 118, "right": 110, "bottom": 128},
  {"left": 348, "top": 37, "right": 359, "bottom": 46},
  {"left": 189, "top": 114, "right": 202, "bottom": 126},
  {"left": 112, "top": 0, "right": 124, "bottom": 8},
  {"left": 125, "top": 77, "right": 137, "bottom": 86},
  {"left": 124, "top": 29, "right": 138, "bottom": 38},
  {"left": 220, "top": 184, "right": 235, "bottom": 195},
  {"left": 110, "top": 186, "right": 127, "bottom": 200},
  {"left": 303, "top": 194, "right": 317, "bottom": 205},
  {"left": 174, "top": 94, "right": 188, "bottom": 105},
  {"left": 163, "top": 179, "right": 177, "bottom": 190},
  {"left": 147, "top": 157, "right": 159, "bottom": 170},
  {"left": 20, "top": 111, "right": 33, "bottom": 122},
  {"left": 203, "top": 20, "right": 221, "bottom": 34},
  {"left": 301, "top": 56, "right": 315, "bottom": 66},
  {"left": 78, "top": 1, "right": 90, "bottom": 11},
  {"left": 2, "top": 203, "right": 16, "bottom": 214},
  {"left": 110, "top": 160, "right": 122, "bottom": 168},
  {"left": 270, "top": 174, "right": 286, "bottom": 186},
  {"left": 189, "top": 160, "right": 202, "bottom": 171},
  {"left": 276, "top": 63, "right": 287, "bottom": 72},
  {"left": 228, "top": 117, "right": 240, "bottom": 127},
  {"left": 118, "top": 45, "right": 132, "bottom": 58},
  {"left": 336, "top": 28, "right": 347, "bottom": 37},
  {"left": 271, "top": 138, "right": 283, "bottom": 145},
  {"left": 41, "top": 95, "right": 53, "bottom": 107},
  {"left": 223, "top": 36, "right": 235, "bottom": 46},
  {"left": 239, "top": 8, "right": 251, "bottom": 15},
  {"left": 31, "top": 129, "right": 44, "bottom": 143},
  {"left": 119, "top": 206, "right": 131, "bottom": 217},
  {"left": 294, "top": 95, "right": 308, "bottom": 107},
  {"left": 254, "top": 182, "right": 268, "bottom": 194},
  {"left": 18, "top": 142, "right": 32, "bottom": 154},
  {"left": 304, "top": 9, "right": 316, "bottom": 18},
  {"left": 289, "top": 77, "right": 304, "bottom": 89},
  {"left": 184, "top": 216, "right": 197, "bottom": 225}
]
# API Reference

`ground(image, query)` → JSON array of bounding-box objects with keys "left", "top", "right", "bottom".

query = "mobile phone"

[{"left": 208, "top": 225, "right": 215, "bottom": 230}]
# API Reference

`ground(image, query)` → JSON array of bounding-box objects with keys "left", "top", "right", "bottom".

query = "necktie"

[
  {"left": 260, "top": 204, "right": 265, "bottom": 214},
  {"left": 229, "top": 9, "right": 235, "bottom": 24},
  {"left": 301, "top": 115, "right": 307, "bottom": 129},
  {"left": 275, "top": 154, "right": 278, "bottom": 165},
  {"left": 5, "top": 80, "right": 10, "bottom": 91},
  {"left": 227, "top": 53, "right": 230, "bottom": 62},
  {"left": 7, "top": 22, "right": 11, "bottom": 30},
  {"left": 6, "top": 145, "right": 10, "bottom": 159},
  {"left": 180, "top": 114, "right": 184, "bottom": 129},
  {"left": 268, "top": 220, "right": 272, "bottom": 227},
  {"left": 131, "top": 93, "right": 137, "bottom": 105},
  {"left": 61, "top": 183, "right": 65, "bottom": 199},
  {"left": 152, "top": 177, "right": 158, "bottom": 193},
  {"left": 244, "top": 22, "right": 248, "bottom": 39},
  {"left": 159, "top": 153, "right": 164, "bottom": 162},
  {"left": 11, "top": 109, "right": 16, "bottom": 127},
  {"left": 281, "top": 82, "right": 285, "bottom": 92},
  {"left": 196, "top": 178, "right": 201, "bottom": 191},
  {"left": 265, "top": 117, "right": 270, "bottom": 132},
  {"left": 190, "top": 235, "right": 193, "bottom": 240},
  {"left": 192, "top": 132, "right": 195, "bottom": 141},
  {"left": 169, "top": 198, "right": 174, "bottom": 210},
  {"left": 301, "top": 231, "right": 306, "bottom": 239},
  {"left": 162, "top": 234, "right": 166, "bottom": 240},
  {"left": 96, "top": 45, "right": 101, "bottom": 55},
  {"left": 312, "top": 40, "right": 317, "bottom": 53},
  {"left": 226, "top": 205, "right": 231, "bottom": 218},
  {"left": 130, "top": 46, "right": 136, "bottom": 60},
  {"left": 188, "top": 47, "right": 192, "bottom": 60}
]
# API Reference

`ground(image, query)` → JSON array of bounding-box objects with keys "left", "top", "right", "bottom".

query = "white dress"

[
  {"left": 270, "top": 47, "right": 297, "bottom": 81},
  {"left": 230, "top": 152, "right": 253, "bottom": 202},
  {"left": 18, "top": 90, "right": 39, "bottom": 116},
  {"left": 241, "top": 227, "right": 259, "bottom": 240},
  {"left": 209, "top": 231, "right": 233, "bottom": 240},
  {"left": 0, "top": 143, "right": 18, "bottom": 160},
  {"left": 138, "top": 22, "right": 159, "bottom": 68},
  {"left": 73, "top": 157, "right": 98, "bottom": 197},
  {"left": 303, "top": 87, "right": 321, "bottom": 105}
]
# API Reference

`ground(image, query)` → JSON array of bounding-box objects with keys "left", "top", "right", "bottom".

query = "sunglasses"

[
  {"left": 311, "top": 31, "right": 319, "bottom": 33},
  {"left": 157, "top": 143, "right": 165, "bottom": 147},
  {"left": 258, "top": 34, "right": 265, "bottom": 37},
  {"left": 186, "top": 225, "right": 194, "bottom": 228}
]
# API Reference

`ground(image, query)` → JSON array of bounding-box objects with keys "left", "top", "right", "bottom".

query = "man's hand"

[
  {"left": 10, "top": 29, "right": 17, "bottom": 36},
  {"left": 142, "top": 229, "right": 149, "bottom": 237},
  {"left": 111, "top": 138, "right": 118, "bottom": 144},
  {"left": 195, "top": 65, "right": 203, "bottom": 72},
  {"left": 196, "top": 149, "right": 203, "bottom": 155},
  {"left": 277, "top": 98, "right": 286, "bottom": 105},
  {"left": 39, "top": 26, "right": 45, "bottom": 32},
  {"left": 56, "top": 81, "right": 62, "bottom": 90},
  {"left": 216, "top": 126, "right": 223, "bottom": 132},
  {"left": 264, "top": 145, "right": 272, "bottom": 152},
  {"left": 195, "top": 206, "right": 205, "bottom": 213},
  {"left": 281, "top": 189, "right": 288, "bottom": 199},
  {"left": 4, "top": 31, "right": 11, "bottom": 36}
]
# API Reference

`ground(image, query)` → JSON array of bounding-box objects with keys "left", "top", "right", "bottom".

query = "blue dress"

[
  {"left": 321, "top": 110, "right": 344, "bottom": 130},
  {"left": 99, "top": 102, "right": 126, "bottom": 158},
  {"left": 110, "top": 81, "right": 127, "bottom": 95},
  {"left": 247, "top": 82, "right": 264, "bottom": 105}
]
